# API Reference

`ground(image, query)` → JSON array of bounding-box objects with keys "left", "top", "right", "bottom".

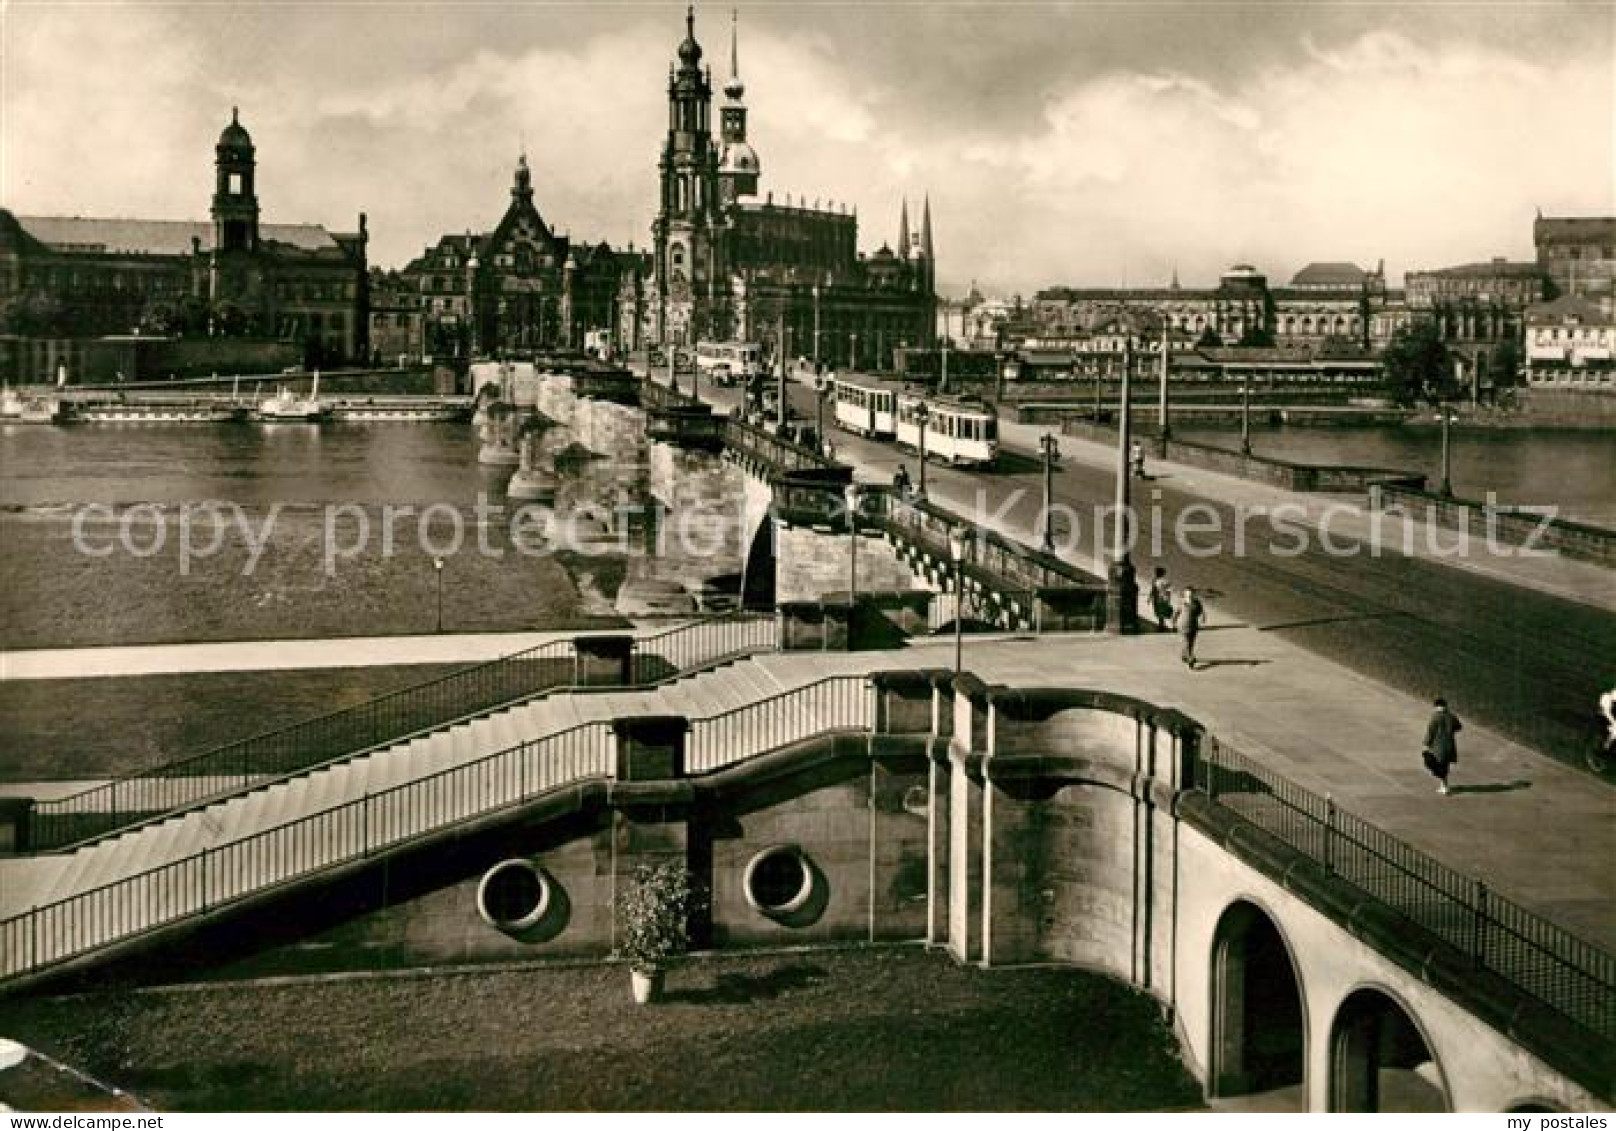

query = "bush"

[{"left": 618, "top": 861, "right": 697, "bottom": 975}]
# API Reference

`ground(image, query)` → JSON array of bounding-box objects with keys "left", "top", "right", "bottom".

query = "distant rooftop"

[
  {"left": 15, "top": 215, "right": 339, "bottom": 257},
  {"left": 1290, "top": 261, "right": 1369, "bottom": 287}
]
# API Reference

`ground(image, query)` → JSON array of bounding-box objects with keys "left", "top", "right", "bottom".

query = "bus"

[
  {"left": 895, "top": 393, "right": 999, "bottom": 467},
  {"left": 695, "top": 341, "right": 762, "bottom": 386},
  {"left": 830, "top": 373, "right": 898, "bottom": 439}
]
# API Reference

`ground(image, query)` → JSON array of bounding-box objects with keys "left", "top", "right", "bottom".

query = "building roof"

[
  {"left": 1534, "top": 215, "right": 1616, "bottom": 242},
  {"left": 1526, "top": 294, "right": 1612, "bottom": 324},
  {"left": 1290, "top": 261, "right": 1367, "bottom": 287},
  {"left": 15, "top": 215, "right": 338, "bottom": 257},
  {"left": 1408, "top": 260, "right": 1541, "bottom": 280}
]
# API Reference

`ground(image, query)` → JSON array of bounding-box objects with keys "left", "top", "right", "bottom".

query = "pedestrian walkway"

[
  {"left": 2, "top": 628, "right": 626, "bottom": 681},
  {"left": 1000, "top": 415, "right": 1616, "bottom": 613}
]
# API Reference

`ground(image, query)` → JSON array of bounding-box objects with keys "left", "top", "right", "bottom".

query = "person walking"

[
  {"left": 1423, "top": 697, "right": 1463, "bottom": 795},
  {"left": 1130, "top": 439, "right": 1146, "bottom": 478},
  {"left": 1149, "top": 567, "right": 1174, "bottom": 630},
  {"left": 1174, "top": 586, "right": 1205, "bottom": 669}
]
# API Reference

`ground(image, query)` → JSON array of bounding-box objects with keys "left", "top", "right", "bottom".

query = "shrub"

[{"left": 618, "top": 861, "right": 697, "bottom": 975}]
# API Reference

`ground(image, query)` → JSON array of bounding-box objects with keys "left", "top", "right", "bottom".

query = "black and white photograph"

[{"left": 0, "top": 0, "right": 1612, "bottom": 1115}]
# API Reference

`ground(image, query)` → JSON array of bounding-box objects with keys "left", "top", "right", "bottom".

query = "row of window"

[{"left": 1534, "top": 327, "right": 1613, "bottom": 343}]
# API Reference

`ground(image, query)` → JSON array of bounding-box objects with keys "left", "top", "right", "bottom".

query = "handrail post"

[
  {"left": 1473, "top": 880, "right": 1489, "bottom": 968},
  {"left": 1324, "top": 795, "right": 1336, "bottom": 874},
  {"left": 200, "top": 847, "right": 210, "bottom": 914}
]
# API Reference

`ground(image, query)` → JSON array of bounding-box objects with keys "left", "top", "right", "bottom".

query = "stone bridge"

[{"left": 469, "top": 359, "right": 1109, "bottom": 638}]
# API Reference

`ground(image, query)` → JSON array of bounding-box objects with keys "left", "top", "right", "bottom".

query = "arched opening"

[
  {"left": 739, "top": 515, "right": 776, "bottom": 610},
  {"left": 1329, "top": 987, "right": 1448, "bottom": 1112},
  {"left": 1210, "top": 901, "right": 1306, "bottom": 1108}
]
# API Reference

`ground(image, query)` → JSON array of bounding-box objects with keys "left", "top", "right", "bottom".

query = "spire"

[
  {"left": 1170, "top": 264, "right": 1180, "bottom": 290},
  {"left": 677, "top": 3, "right": 702, "bottom": 68},
  {"left": 899, "top": 199, "right": 911, "bottom": 258},
  {"left": 724, "top": 8, "right": 744, "bottom": 100},
  {"left": 512, "top": 151, "right": 532, "bottom": 202},
  {"left": 920, "top": 194, "right": 933, "bottom": 259}
]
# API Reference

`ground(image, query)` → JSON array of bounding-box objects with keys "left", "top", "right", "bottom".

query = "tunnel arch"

[
  {"left": 1329, "top": 985, "right": 1450, "bottom": 1113},
  {"left": 1209, "top": 898, "right": 1308, "bottom": 1105}
]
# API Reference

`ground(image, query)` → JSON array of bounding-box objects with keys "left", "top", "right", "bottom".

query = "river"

[{"left": 1172, "top": 423, "right": 1616, "bottom": 530}]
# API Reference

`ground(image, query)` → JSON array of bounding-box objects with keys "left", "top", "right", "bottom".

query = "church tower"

[
  {"left": 717, "top": 9, "right": 760, "bottom": 206},
  {"left": 212, "top": 107, "right": 259, "bottom": 253},
  {"left": 654, "top": 5, "right": 723, "bottom": 345}
]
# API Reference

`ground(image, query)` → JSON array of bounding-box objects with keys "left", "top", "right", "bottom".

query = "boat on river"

[{"left": 255, "top": 370, "right": 329, "bottom": 423}]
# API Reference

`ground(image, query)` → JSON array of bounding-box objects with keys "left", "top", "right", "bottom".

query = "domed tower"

[
  {"left": 717, "top": 10, "right": 760, "bottom": 207},
  {"left": 212, "top": 107, "right": 259, "bottom": 253},
  {"left": 654, "top": 5, "right": 723, "bottom": 345}
]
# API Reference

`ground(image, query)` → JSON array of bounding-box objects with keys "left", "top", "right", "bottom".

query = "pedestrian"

[
  {"left": 893, "top": 463, "right": 912, "bottom": 498},
  {"left": 1174, "top": 586, "right": 1205, "bottom": 669},
  {"left": 1131, "top": 439, "right": 1146, "bottom": 478},
  {"left": 1149, "top": 566, "right": 1174, "bottom": 630},
  {"left": 1423, "top": 697, "right": 1463, "bottom": 795}
]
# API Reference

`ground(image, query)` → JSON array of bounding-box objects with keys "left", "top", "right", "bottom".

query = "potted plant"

[{"left": 618, "top": 860, "right": 696, "bottom": 1004}]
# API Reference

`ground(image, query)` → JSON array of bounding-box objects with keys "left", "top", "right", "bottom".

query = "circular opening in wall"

[
  {"left": 477, "top": 859, "right": 552, "bottom": 931},
  {"left": 902, "top": 785, "right": 930, "bottom": 816},
  {"left": 743, "top": 845, "right": 814, "bottom": 916}
]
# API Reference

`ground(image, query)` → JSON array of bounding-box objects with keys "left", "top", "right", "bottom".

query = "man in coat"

[
  {"left": 1424, "top": 697, "right": 1463, "bottom": 795},
  {"left": 1174, "top": 586, "right": 1205, "bottom": 669}
]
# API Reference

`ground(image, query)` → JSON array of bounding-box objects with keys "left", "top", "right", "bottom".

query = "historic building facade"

[
  {"left": 1524, "top": 294, "right": 1614, "bottom": 389},
  {"left": 0, "top": 109, "right": 368, "bottom": 380},
  {"left": 618, "top": 8, "right": 935, "bottom": 370},
  {"left": 1534, "top": 213, "right": 1615, "bottom": 301},
  {"left": 401, "top": 155, "right": 628, "bottom": 359}
]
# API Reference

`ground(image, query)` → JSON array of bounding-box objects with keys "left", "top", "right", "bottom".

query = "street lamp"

[
  {"left": 845, "top": 482, "right": 862, "bottom": 645},
  {"left": 1240, "top": 367, "right": 1253, "bottom": 456},
  {"left": 433, "top": 556, "right": 445, "bottom": 634},
  {"left": 948, "top": 528, "right": 968, "bottom": 677},
  {"left": 914, "top": 400, "right": 930, "bottom": 499},
  {"left": 1439, "top": 404, "right": 1457, "bottom": 496},
  {"left": 1109, "top": 338, "right": 1138, "bottom": 634},
  {"left": 1157, "top": 328, "right": 1172, "bottom": 441},
  {"left": 815, "top": 373, "right": 830, "bottom": 444},
  {"left": 776, "top": 309, "right": 789, "bottom": 428},
  {"left": 1039, "top": 433, "right": 1059, "bottom": 553}
]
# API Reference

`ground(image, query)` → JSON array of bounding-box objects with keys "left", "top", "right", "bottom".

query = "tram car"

[
  {"left": 830, "top": 373, "right": 898, "bottom": 439},
  {"left": 895, "top": 393, "right": 999, "bottom": 467}
]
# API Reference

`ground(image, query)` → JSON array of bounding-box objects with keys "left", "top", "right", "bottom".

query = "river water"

[{"left": 1173, "top": 424, "right": 1616, "bottom": 530}]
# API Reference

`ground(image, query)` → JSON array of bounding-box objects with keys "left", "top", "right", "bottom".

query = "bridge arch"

[
  {"left": 1328, "top": 985, "right": 1450, "bottom": 1113},
  {"left": 1209, "top": 898, "right": 1307, "bottom": 1105}
]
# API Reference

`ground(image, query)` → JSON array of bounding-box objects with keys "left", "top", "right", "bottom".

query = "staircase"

[
  {"left": 26, "top": 614, "right": 777, "bottom": 852},
  {"left": 0, "top": 662, "right": 872, "bottom": 985}
]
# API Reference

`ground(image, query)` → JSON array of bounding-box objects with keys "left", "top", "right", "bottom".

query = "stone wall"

[{"left": 1370, "top": 482, "right": 1616, "bottom": 566}]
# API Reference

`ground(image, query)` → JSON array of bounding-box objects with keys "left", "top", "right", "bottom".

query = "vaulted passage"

[
  {"left": 1210, "top": 901, "right": 1306, "bottom": 1107},
  {"left": 1330, "top": 988, "right": 1448, "bottom": 1112}
]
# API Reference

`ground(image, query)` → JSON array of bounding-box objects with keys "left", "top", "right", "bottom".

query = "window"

[{"left": 228, "top": 172, "right": 242, "bottom": 195}]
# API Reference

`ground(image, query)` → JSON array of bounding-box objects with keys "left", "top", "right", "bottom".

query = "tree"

[
  {"left": 1489, "top": 335, "right": 1523, "bottom": 390},
  {"left": 0, "top": 290, "right": 69, "bottom": 336},
  {"left": 1380, "top": 320, "right": 1457, "bottom": 405}
]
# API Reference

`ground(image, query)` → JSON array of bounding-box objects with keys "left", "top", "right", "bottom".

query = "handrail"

[
  {"left": 29, "top": 613, "right": 777, "bottom": 853},
  {"left": 1193, "top": 736, "right": 1616, "bottom": 1044},
  {"left": 0, "top": 673, "right": 872, "bottom": 984},
  {"left": 687, "top": 674, "right": 872, "bottom": 772}
]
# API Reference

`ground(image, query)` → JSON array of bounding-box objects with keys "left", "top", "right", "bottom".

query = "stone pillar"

[
  {"left": 0, "top": 797, "right": 33, "bottom": 855},
  {"left": 608, "top": 716, "right": 699, "bottom": 948},
  {"left": 946, "top": 675, "right": 991, "bottom": 964},
  {"left": 573, "top": 634, "right": 633, "bottom": 687}
]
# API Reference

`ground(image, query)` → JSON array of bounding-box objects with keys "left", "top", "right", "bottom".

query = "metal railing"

[
  {"left": 1193, "top": 736, "right": 1616, "bottom": 1043},
  {"left": 30, "top": 614, "right": 777, "bottom": 852},
  {"left": 687, "top": 674, "right": 872, "bottom": 773},
  {"left": 0, "top": 674, "right": 870, "bottom": 985}
]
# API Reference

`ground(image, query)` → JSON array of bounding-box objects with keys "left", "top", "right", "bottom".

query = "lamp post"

[
  {"left": 914, "top": 400, "right": 930, "bottom": 499},
  {"left": 813, "top": 285, "right": 822, "bottom": 368},
  {"left": 433, "top": 556, "right": 445, "bottom": 634},
  {"left": 1109, "top": 338, "right": 1138, "bottom": 634},
  {"left": 850, "top": 331, "right": 859, "bottom": 371},
  {"left": 948, "top": 528, "right": 968, "bottom": 677},
  {"left": 1439, "top": 403, "right": 1456, "bottom": 496},
  {"left": 1240, "top": 367, "right": 1252, "bottom": 456},
  {"left": 1040, "top": 432, "right": 1059, "bottom": 553},
  {"left": 815, "top": 373, "right": 829, "bottom": 445},
  {"left": 845, "top": 483, "right": 861, "bottom": 644},
  {"left": 1093, "top": 358, "right": 1103, "bottom": 422},
  {"left": 775, "top": 308, "right": 788, "bottom": 428},
  {"left": 1157, "top": 328, "right": 1172, "bottom": 441},
  {"left": 939, "top": 334, "right": 950, "bottom": 395}
]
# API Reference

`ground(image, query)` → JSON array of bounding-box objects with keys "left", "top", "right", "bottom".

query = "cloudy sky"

[{"left": 4, "top": 1, "right": 1611, "bottom": 294}]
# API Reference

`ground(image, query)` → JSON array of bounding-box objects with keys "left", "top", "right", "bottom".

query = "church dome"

[
  {"left": 719, "top": 141, "right": 759, "bottom": 174},
  {"left": 677, "top": 6, "right": 702, "bottom": 66},
  {"left": 217, "top": 107, "right": 253, "bottom": 155}
]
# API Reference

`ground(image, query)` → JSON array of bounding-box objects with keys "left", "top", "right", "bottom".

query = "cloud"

[{"left": 3, "top": 7, "right": 1610, "bottom": 296}]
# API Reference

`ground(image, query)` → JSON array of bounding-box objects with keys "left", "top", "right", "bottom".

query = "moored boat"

[
  {"left": 13, "top": 395, "right": 62, "bottom": 424},
  {"left": 255, "top": 369, "right": 329, "bottom": 423},
  {"left": 73, "top": 402, "right": 248, "bottom": 424}
]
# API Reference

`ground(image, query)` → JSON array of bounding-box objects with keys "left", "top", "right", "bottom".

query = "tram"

[
  {"left": 830, "top": 373, "right": 898, "bottom": 439},
  {"left": 895, "top": 393, "right": 999, "bottom": 467}
]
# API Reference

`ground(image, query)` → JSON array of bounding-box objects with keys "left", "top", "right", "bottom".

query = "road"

[{"left": 697, "top": 367, "right": 1616, "bottom": 772}]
